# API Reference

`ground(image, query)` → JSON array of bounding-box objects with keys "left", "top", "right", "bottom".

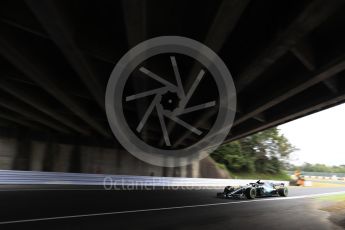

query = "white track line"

[{"left": 0, "top": 190, "right": 344, "bottom": 225}]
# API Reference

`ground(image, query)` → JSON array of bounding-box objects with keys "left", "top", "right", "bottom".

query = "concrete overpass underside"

[{"left": 0, "top": 0, "right": 344, "bottom": 175}]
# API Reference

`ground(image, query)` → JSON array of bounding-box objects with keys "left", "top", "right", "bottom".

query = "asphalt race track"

[{"left": 0, "top": 186, "right": 344, "bottom": 229}]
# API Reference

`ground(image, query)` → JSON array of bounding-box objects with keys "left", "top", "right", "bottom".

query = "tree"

[{"left": 211, "top": 127, "right": 296, "bottom": 174}]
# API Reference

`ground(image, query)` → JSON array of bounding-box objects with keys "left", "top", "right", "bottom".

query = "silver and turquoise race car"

[{"left": 217, "top": 180, "right": 288, "bottom": 199}]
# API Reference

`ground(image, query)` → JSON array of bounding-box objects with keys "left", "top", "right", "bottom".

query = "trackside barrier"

[{"left": 0, "top": 170, "right": 289, "bottom": 187}]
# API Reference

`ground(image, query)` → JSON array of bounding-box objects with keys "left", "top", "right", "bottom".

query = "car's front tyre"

[{"left": 245, "top": 187, "right": 256, "bottom": 199}]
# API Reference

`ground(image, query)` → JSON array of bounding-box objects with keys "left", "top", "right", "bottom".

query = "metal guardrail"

[
  {"left": 0, "top": 170, "right": 290, "bottom": 187},
  {"left": 287, "top": 171, "right": 345, "bottom": 181}
]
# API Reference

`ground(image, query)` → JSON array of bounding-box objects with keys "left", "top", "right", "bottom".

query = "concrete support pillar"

[
  {"left": 162, "top": 167, "right": 169, "bottom": 177},
  {"left": 42, "top": 140, "right": 59, "bottom": 172},
  {"left": 191, "top": 161, "right": 200, "bottom": 178},
  {"left": 173, "top": 167, "right": 181, "bottom": 177},
  {"left": 0, "top": 137, "right": 16, "bottom": 170},
  {"left": 186, "top": 164, "right": 192, "bottom": 177},
  {"left": 30, "top": 141, "right": 45, "bottom": 171},
  {"left": 180, "top": 165, "right": 187, "bottom": 178},
  {"left": 100, "top": 148, "right": 118, "bottom": 174},
  {"left": 53, "top": 144, "right": 72, "bottom": 172},
  {"left": 12, "top": 132, "right": 32, "bottom": 170},
  {"left": 69, "top": 144, "right": 81, "bottom": 173}
]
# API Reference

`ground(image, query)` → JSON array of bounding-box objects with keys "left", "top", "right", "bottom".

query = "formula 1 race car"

[{"left": 217, "top": 180, "right": 288, "bottom": 199}]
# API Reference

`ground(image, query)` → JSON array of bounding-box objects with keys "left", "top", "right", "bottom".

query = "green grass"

[
  {"left": 214, "top": 163, "right": 291, "bottom": 180},
  {"left": 316, "top": 193, "right": 345, "bottom": 201},
  {"left": 229, "top": 172, "right": 291, "bottom": 181},
  {"left": 212, "top": 162, "right": 290, "bottom": 181}
]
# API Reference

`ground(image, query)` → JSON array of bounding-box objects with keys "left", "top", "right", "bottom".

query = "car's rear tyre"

[
  {"left": 245, "top": 187, "right": 256, "bottom": 199},
  {"left": 224, "top": 186, "right": 234, "bottom": 194},
  {"left": 278, "top": 187, "right": 288, "bottom": 197}
]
